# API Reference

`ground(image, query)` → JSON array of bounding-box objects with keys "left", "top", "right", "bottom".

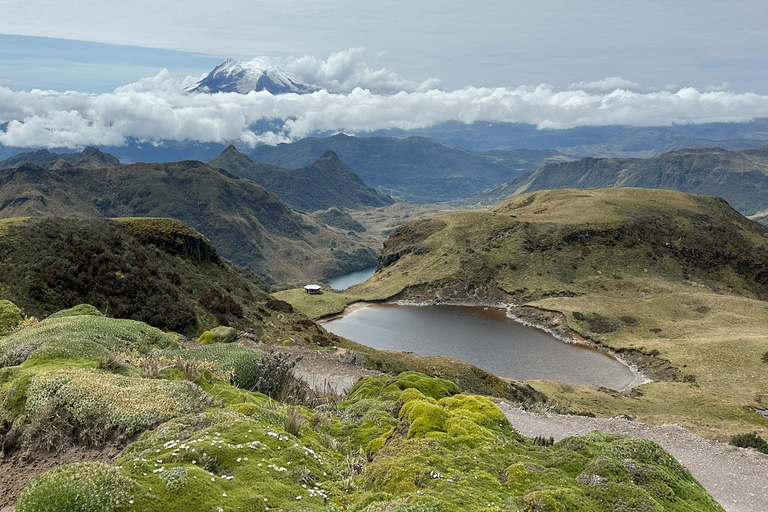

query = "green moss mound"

[
  {"left": 196, "top": 325, "right": 237, "bottom": 344},
  {"left": 0, "top": 299, "right": 24, "bottom": 336},
  {"left": 360, "top": 388, "right": 722, "bottom": 511},
  {"left": 3, "top": 367, "right": 210, "bottom": 450},
  {"left": 348, "top": 372, "right": 459, "bottom": 402},
  {"left": 0, "top": 314, "right": 175, "bottom": 368},
  {"left": 12, "top": 372, "right": 724, "bottom": 512},
  {"left": 16, "top": 462, "right": 134, "bottom": 512},
  {"left": 46, "top": 303, "right": 102, "bottom": 319},
  {"left": 115, "top": 411, "right": 342, "bottom": 512}
]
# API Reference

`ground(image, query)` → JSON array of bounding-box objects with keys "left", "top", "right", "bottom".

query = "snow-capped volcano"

[{"left": 187, "top": 58, "right": 318, "bottom": 95}]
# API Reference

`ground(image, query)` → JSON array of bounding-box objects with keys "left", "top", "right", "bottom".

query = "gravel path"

[{"left": 497, "top": 402, "right": 768, "bottom": 512}]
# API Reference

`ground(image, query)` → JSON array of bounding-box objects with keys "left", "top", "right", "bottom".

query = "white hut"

[{"left": 304, "top": 284, "right": 322, "bottom": 295}]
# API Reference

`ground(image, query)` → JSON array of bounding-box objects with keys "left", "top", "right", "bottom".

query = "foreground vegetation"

[
  {"left": 277, "top": 188, "right": 768, "bottom": 441},
  {"left": 1, "top": 305, "right": 724, "bottom": 511}
]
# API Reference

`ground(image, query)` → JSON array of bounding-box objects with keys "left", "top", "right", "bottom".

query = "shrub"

[
  {"left": 213, "top": 325, "right": 237, "bottom": 343},
  {"left": 233, "top": 350, "right": 303, "bottom": 399},
  {"left": 284, "top": 407, "right": 306, "bottom": 437},
  {"left": 586, "top": 313, "right": 621, "bottom": 333},
  {"left": 15, "top": 462, "right": 133, "bottom": 512},
  {"left": 198, "top": 288, "right": 243, "bottom": 318},
  {"left": 730, "top": 432, "right": 768, "bottom": 454},
  {"left": 0, "top": 299, "right": 24, "bottom": 335}
]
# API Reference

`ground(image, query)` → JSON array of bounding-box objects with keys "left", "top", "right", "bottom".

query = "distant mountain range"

[
  {"left": 248, "top": 134, "right": 570, "bottom": 202},
  {"left": 474, "top": 145, "right": 768, "bottom": 221},
  {"left": 0, "top": 151, "right": 378, "bottom": 284},
  {"left": 1, "top": 119, "right": 764, "bottom": 169},
  {"left": 186, "top": 58, "right": 318, "bottom": 95},
  {"left": 209, "top": 146, "right": 394, "bottom": 211},
  {"left": 0, "top": 146, "right": 121, "bottom": 169},
  {"left": 368, "top": 118, "right": 768, "bottom": 155}
]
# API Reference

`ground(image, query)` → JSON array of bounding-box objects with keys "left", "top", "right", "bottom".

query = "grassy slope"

[
  {"left": 277, "top": 188, "right": 768, "bottom": 440},
  {"left": 1, "top": 313, "right": 723, "bottom": 511}
]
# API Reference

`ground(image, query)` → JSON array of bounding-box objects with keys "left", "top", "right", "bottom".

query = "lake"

[
  {"left": 322, "top": 304, "right": 639, "bottom": 390},
  {"left": 326, "top": 266, "right": 376, "bottom": 290}
]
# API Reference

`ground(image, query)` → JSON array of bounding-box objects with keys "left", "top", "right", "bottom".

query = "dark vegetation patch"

[
  {"left": 0, "top": 217, "right": 278, "bottom": 334},
  {"left": 586, "top": 313, "right": 622, "bottom": 334},
  {"left": 730, "top": 432, "right": 768, "bottom": 454},
  {"left": 198, "top": 288, "right": 244, "bottom": 325}
]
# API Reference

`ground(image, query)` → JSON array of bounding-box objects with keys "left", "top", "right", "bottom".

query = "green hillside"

[
  {"left": 475, "top": 146, "right": 768, "bottom": 217},
  {"left": 295, "top": 188, "right": 767, "bottom": 440},
  {"left": 210, "top": 146, "right": 394, "bottom": 211},
  {"left": 0, "top": 160, "right": 378, "bottom": 284}
]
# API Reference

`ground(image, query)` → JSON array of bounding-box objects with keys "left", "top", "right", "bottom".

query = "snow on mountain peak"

[{"left": 187, "top": 58, "right": 318, "bottom": 95}]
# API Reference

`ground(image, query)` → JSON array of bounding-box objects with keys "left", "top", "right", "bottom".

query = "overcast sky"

[{"left": 0, "top": 0, "right": 765, "bottom": 148}]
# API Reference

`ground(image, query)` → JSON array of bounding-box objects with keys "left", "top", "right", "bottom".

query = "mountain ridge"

[
  {"left": 474, "top": 145, "right": 768, "bottom": 217},
  {"left": 0, "top": 159, "right": 378, "bottom": 283},
  {"left": 249, "top": 133, "right": 571, "bottom": 202},
  {"left": 210, "top": 145, "right": 394, "bottom": 211}
]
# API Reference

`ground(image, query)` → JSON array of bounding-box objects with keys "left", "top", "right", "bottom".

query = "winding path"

[{"left": 497, "top": 402, "right": 768, "bottom": 512}]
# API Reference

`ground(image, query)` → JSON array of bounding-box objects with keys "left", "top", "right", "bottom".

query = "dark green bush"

[
  {"left": 730, "top": 432, "right": 768, "bottom": 454},
  {"left": 0, "top": 299, "right": 24, "bottom": 335},
  {"left": 586, "top": 313, "right": 621, "bottom": 333},
  {"left": 232, "top": 351, "right": 303, "bottom": 400}
]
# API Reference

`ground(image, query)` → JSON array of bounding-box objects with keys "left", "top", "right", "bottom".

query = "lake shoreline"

[{"left": 322, "top": 297, "right": 652, "bottom": 390}]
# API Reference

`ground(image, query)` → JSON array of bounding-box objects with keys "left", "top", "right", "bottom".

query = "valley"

[{"left": 1, "top": 135, "right": 766, "bottom": 511}]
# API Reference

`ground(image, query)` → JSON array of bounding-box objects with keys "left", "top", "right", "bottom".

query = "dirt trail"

[{"left": 497, "top": 402, "right": 768, "bottom": 512}]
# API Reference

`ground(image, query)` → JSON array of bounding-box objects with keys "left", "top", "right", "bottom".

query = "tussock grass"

[{"left": 0, "top": 314, "right": 176, "bottom": 368}]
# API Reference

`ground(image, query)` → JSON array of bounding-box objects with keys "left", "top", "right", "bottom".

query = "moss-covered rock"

[
  {"left": 197, "top": 325, "right": 237, "bottom": 344},
  {"left": 196, "top": 326, "right": 237, "bottom": 344},
  {"left": 46, "top": 303, "right": 102, "bottom": 320},
  {"left": 0, "top": 299, "right": 24, "bottom": 336},
  {"left": 196, "top": 330, "right": 217, "bottom": 344}
]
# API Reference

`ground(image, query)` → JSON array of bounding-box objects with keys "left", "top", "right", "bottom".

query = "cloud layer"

[{"left": 1, "top": 51, "right": 765, "bottom": 149}]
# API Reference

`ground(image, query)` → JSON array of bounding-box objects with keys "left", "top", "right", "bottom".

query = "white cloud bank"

[{"left": 1, "top": 51, "right": 765, "bottom": 149}]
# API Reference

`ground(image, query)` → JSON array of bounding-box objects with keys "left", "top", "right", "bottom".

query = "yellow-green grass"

[
  {"left": 272, "top": 288, "right": 356, "bottom": 320},
  {"left": 530, "top": 379, "right": 765, "bottom": 442},
  {"left": 525, "top": 279, "right": 767, "bottom": 440}
]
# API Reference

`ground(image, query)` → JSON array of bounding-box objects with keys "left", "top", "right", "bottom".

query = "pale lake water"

[
  {"left": 325, "top": 266, "right": 376, "bottom": 290},
  {"left": 323, "top": 304, "right": 637, "bottom": 390}
]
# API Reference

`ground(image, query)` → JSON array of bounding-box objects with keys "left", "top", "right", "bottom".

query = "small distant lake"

[
  {"left": 326, "top": 266, "right": 376, "bottom": 290},
  {"left": 323, "top": 304, "right": 638, "bottom": 390}
]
